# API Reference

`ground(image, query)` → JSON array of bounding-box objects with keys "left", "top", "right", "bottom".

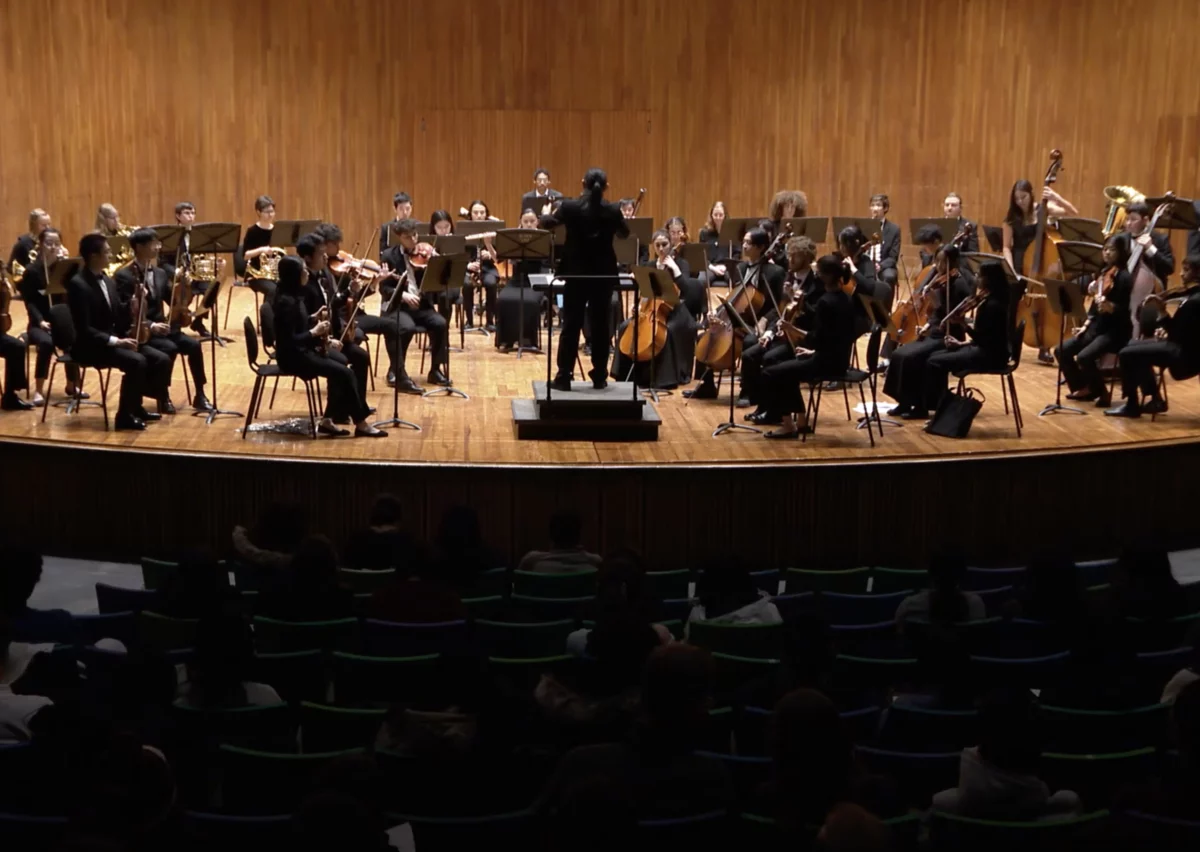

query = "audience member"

[
  {"left": 257, "top": 535, "right": 356, "bottom": 621},
  {"left": 0, "top": 617, "right": 54, "bottom": 744},
  {"left": 1116, "top": 679, "right": 1200, "bottom": 821},
  {"left": 817, "top": 803, "right": 893, "bottom": 852},
  {"left": 292, "top": 755, "right": 392, "bottom": 852},
  {"left": 1109, "top": 546, "right": 1187, "bottom": 622},
  {"left": 430, "top": 505, "right": 504, "bottom": 594},
  {"left": 1039, "top": 618, "right": 1146, "bottom": 709},
  {"left": 932, "top": 689, "right": 1081, "bottom": 820},
  {"left": 895, "top": 549, "right": 985, "bottom": 629},
  {"left": 1004, "top": 547, "right": 1086, "bottom": 625},
  {"left": 517, "top": 511, "right": 602, "bottom": 574},
  {"left": 231, "top": 501, "right": 307, "bottom": 572},
  {"left": 176, "top": 614, "right": 281, "bottom": 708},
  {"left": 0, "top": 547, "right": 76, "bottom": 643},
  {"left": 567, "top": 552, "right": 672, "bottom": 655},
  {"left": 1162, "top": 625, "right": 1200, "bottom": 704},
  {"left": 343, "top": 494, "right": 416, "bottom": 571},
  {"left": 366, "top": 546, "right": 466, "bottom": 624},
  {"left": 153, "top": 549, "right": 240, "bottom": 619},
  {"left": 539, "top": 644, "right": 735, "bottom": 820},
  {"left": 687, "top": 559, "right": 782, "bottom": 630}
]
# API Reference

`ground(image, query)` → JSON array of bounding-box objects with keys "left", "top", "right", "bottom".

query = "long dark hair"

[
  {"left": 582, "top": 168, "right": 608, "bottom": 206},
  {"left": 277, "top": 255, "right": 305, "bottom": 296},
  {"left": 429, "top": 209, "right": 454, "bottom": 234},
  {"left": 838, "top": 224, "right": 866, "bottom": 256},
  {"left": 978, "top": 261, "right": 1011, "bottom": 310},
  {"left": 1005, "top": 179, "right": 1035, "bottom": 227},
  {"left": 1105, "top": 233, "right": 1132, "bottom": 270}
]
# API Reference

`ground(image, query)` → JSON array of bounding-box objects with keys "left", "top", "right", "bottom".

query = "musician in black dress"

[
  {"left": 239, "top": 195, "right": 283, "bottom": 302},
  {"left": 759, "top": 254, "right": 858, "bottom": 439},
  {"left": 520, "top": 168, "right": 564, "bottom": 218},
  {"left": 494, "top": 208, "right": 547, "bottom": 352},
  {"left": 114, "top": 228, "right": 211, "bottom": 413},
  {"left": 66, "top": 234, "right": 171, "bottom": 431},
  {"left": 550, "top": 168, "right": 629, "bottom": 390},
  {"left": 8, "top": 208, "right": 50, "bottom": 277},
  {"left": 664, "top": 216, "right": 706, "bottom": 317},
  {"left": 884, "top": 244, "right": 976, "bottom": 419},
  {"left": 1055, "top": 235, "right": 1134, "bottom": 407},
  {"left": 698, "top": 200, "right": 738, "bottom": 286},
  {"left": 867, "top": 193, "right": 901, "bottom": 306},
  {"left": 271, "top": 256, "right": 385, "bottom": 438},
  {"left": 18, "top": 228, "right": 82, "bottom": 405},
  {"left": 942, "top": 192, "right": 980, "bottom": 254},
  {"left": 463, "top": 200, "right": 500, "bottom": 331},
  {"left": 378, "top": 218, "right": 451, "bottom": 389},
  {"left": 1106, "top": 254, "right": 1200, "bottom": 418},
  {"left": 837, "top": 224, "right": 882, "bottom": 337},
  {"left": 923, "top": 261, "right": 1012, "bottom": 408}
]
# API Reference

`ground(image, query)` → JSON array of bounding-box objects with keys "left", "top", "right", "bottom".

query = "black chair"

[
  {"left": 242, "top": 316, "right": 319, "bottom": 439},
  {"left": 860, "top": 324, "right": 899, "bottom": 432},
  {"left": 953, "top": 319, "right": 1026, "bottom": 437},
  {"left": 801, "top": 327, "right": 880, "bottom": 447},
  {"left": 41, "top": 304, "right": 111, "bottom": 429}
]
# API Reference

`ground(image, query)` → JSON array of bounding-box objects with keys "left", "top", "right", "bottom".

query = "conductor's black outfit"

[
  {"left": 114, "top": 262, "right": 208, "bottom": 402},
  {"left": 552, "top": 196, "right": 630, "bottom": 384},
  {"left": 273, "top": 291, "right": 370, "bottom": 424}
]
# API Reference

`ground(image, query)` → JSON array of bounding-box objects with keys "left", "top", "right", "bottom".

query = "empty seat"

[
  {"left": 252, "top": 616, "right": 360, "bottom": 653},
  {"left": 687, "top": 621, "right": 785, "bottom": 658},
  {"left": 511, "top": 569, "right": 597, "bottom": 598},
  {"left": 474, "top": 619, "right": 574, "bottom": 657},
  {"left": 785, "top": 567, "right": 871, "bottom": 594},
  {"left": 298, "top": 702, "right": 387, "bottom": 752},
  {"left": 219, "top": 744, "right": 365, "bottom": 814},
  {"left": 329, "top": 652, "right": 440, "bottom": 707},
  {"left": 927, "top": 809, "right": 1110, "bottom": 852},
  {"left": 363, "top": 619, "right": 469, "bottom": 656},
  {"left": 336, "top": 568, "right": 396, "bottom": 594}
]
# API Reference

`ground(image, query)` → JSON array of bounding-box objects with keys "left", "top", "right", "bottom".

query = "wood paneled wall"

[{"left": 2, "top": 0, "right": 1198, "bottom": 256}]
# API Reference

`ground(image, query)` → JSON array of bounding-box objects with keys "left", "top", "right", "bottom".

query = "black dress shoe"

[
  {"left": 396, "top": 377, "right": 422, "bottom": 394},
  {"left": 157, "top": 399, "right": 177, "bottom": 415},
  {"left": 744, "top": 408, "right": 764, "bottom": 422},
  {"left": 485, "top": 324, "right": 496, "bottom": 333},
  {"left": 749, "top": 411, "right": 783, "bottom": 425},
  {"left": 683, "top": 383, "right": 718, "bottom": 400},
  {"left": 193, "top": 393, "right": 213, "bottom": 412},
  {"left": 317, "top": 422, "right": 350, "bottom": 437},
  {"left": 1094, "top": 396, "right": 1112, "bottom": 408},
  {"left": 1, "top": 395, "right": 35, "bottom": 411},
  {"left": 888, "top": 404, "right": 912, "bottom": 417},
  {"left": 386, "top": 369, "right": 397, "bottom": 387},
  {"left": 1144, "top": 398, "right": 1168, "bottom": 414},
  {"left": 1066, "top": 389, "right": 1098, "bottom": 401},
  {"left": 136, "top": 408, "right": 162, "bottom": 422},
  {"left": 1104, "top": 402, "right": 1141, "bottom": 418},
  {"left": 427, "top": 370, "right": 450, "bottom": 386},
  {"left": 550, "top": 375, "right": 573, "bottom": 392},
  {"left": 366, "top": 406, "right": 377, "bottom": 416},
  {"left": 332, "top": 416, "right": 351, "bottom": 426},
  {"left": 115, "top": 414, "right": 146, "bottom": 431},
  {"left": 764, "top": 427, "right": 801, "bottom": 439}
]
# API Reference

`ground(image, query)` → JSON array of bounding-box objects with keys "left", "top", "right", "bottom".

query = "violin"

[
  {"left": 330, "top": 250, "right": 384, "bottom": 282},
  {"left": 888, "top": 223, "right": 975, "bottom": 345}
]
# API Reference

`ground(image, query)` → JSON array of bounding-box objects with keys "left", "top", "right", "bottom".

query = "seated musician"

[
  {"left": 942, "top": 192, "right": 979, "bottom": 254},
  {"left": 272, "top": 255, "right": 385, "bottom": 438},
  {"left": 922, "top": 261, "right": 1012, "bottom": 413},
  {"left": 379, "top": 191, "right": 413, "bottom": 254},
  {"left": 378, "top": 218, "right": 451, "bottom": 390},
  {"left": 768, "top": 190, "right": 808, "bottom": 233},
  {"left": 619, "top": 198, "right": 636, "bottom": 218},
  {"left": 240, "top": 195, "right": 284, "bottom": 303},
  {"left": 883, "top": 224, "right": 947, "bottom": 361},
  {"left": 758, "top": 254, "right": 857, "bottom": 439},
  {"left": 463, "top": 200, "right": 500, "bottom": 331},
  {"left": 610, "top": 229, "right": 697, "bottom": 389},
  {"left": 94, "top": 203, "right": 127, "bottom": 237},
  {"left": 664, "top": 216, "right": 706, "bottom": 317},
  {"left": 427, "top": 210, "right": 464, "bottom": 322},
  {"left": 1054, "top": 234, "right": 1134, "bottom": 407},
  {"left": 741, "top": 236, "right": 819, "bottom": 422},
  {"left": 66, "top": 234, "right": 171, "bottom": 431},
  {"left": 18, "top": 227, "right": 83, "bottom": 405},
  {"left": 685, "top": 227, "right": 784, "bottom": 400},
  {"left": 884, "top": 244, "right": 976, "bottom": 419},
  {"left": 495, "top": 209, "right": 547, "bottom": 353},
  {"left": 868, "top": 193, "right": 901, "bottom": 307},
  {"left": 837, "top": 224, "right": 882, "bottom": 337},
  {"left": 698, "top": 200, "right": 736, "bottom": 286},
  {"left": 0, "top": 294, "right": 32, "bottom": 411},
  {"left": 520, "top": 168, "right": 563, "bottom": 218},
  {"left": 1124, "top": 200, "right": 1176, "bottom": 292},
  {"left": 9, "top": 208, "right": 51, "bottom": 277},
  {"left": 114, "top": 228, "right": 211, "bottom": 413},
  {"left": 1106, "top": 254, "right": 1200, "bottom": 419}
]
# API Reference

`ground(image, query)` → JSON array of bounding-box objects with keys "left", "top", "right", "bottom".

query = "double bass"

[
  {"left": 1016, "top": 149, "right": 1067, "bottom": 357},
  {"left": 1126, "top": 193, "right": 1173, "bottom": 338}
]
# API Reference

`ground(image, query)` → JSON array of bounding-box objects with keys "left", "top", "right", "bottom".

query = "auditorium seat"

[
  {"left": 785, "top": 566, "right": 871, "bottom": 594},
  {"left": 926, "top": 809, "right": 1109, "bottom": 852},
  {"left": 298, "top": 702, "right": 387, "bottom": 752}
]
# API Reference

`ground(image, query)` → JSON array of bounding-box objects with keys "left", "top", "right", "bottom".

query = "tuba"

[{"left": 1102, "top": 185, "right": 1145, "bottom": 237}]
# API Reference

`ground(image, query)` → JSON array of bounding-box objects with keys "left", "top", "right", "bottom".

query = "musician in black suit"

[
  {"left": 1124, "top": 202, "right": 1175, "bottom": 282},
  {"left": 1054, "top": 235, "right": 1134, "bottom": 407},
  {"left": 379, "top": 191, "right": 413, "bottom": 256},
  {"left": 313, "top": 224, "right": 373, "bottom": 409},
  {"left": 1107, "top": 254, "right": 1200, "bottom": 418},
  {"left": 838, "top": 224, "right": 883, "bottom": 336},
  {"left": 550, "top": 168, "right": 629, "bottom": 390},
  {"left": 272, "top": 256, "right": 386, "bottom": 438},
  {"left": 923, "top": 261, "right": 1012, "bottom": 408},
  {"left": 17, "top": 227, "right": 82, "bottom": 404},
  {"left": 943, "top": 192, "right": 980, "bottom": 254},
  {"left": 759, "top": 254, "right": 858, "bottom": 439},
  {"left": 868, "top": 194, "right": 901, "bottom": 305},
  {"left": 66, "top": 234, "right": 171, "bottom": 430},
  {"left": 520, "top": 168, "right": 564, "bottom": 219},
  {"left": 114, "top": 228, "right": 210, "bottom": 413},
  {"left": 378, "top": 219, "right": 451, "bottom": 389}
]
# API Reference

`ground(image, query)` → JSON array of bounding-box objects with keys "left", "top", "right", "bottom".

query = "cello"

[
  {"left": 889, "top": 223, "right": 975, "bottom": 345},
  {"left": 1016, "top": 149, "right": 1067, "bottom": 360},
  {"left": 617, "top": 248, "right": 676, "bottom": 363}
]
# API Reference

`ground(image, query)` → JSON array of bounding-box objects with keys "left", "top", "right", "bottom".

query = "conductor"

[{"left": 551, "top": 168, "right": 630, "bottom": 391}]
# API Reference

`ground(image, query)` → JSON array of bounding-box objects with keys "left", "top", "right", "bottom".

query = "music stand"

[
  {"left": 711, "top": 292, "right": 759, "bottom": 437},
  {"left": 1056, "top": 218, "right": 1106, "bottom": 245},
  {"left": 415, "top": 254, "right": 470, "bottom": 400},
  {"left": 1037, "top": 277, "right": 1089, "bottom": 418},
  {"left": 627, "top": 267, "right": 680, "bottom": 403},
  {"left": 493, "top": 228, "right": 554, "bottom": 364},
  {"left": 186, "top": 223, "right": 243, "bottom": 423},
  {"left": 680, "top": 243, "right": 708, "bottom": 282},
  {"left": 832, "top": 217, "right": 883, "bottom": 241},
  {"left": 271, "top": 219, "right": 322, "bottom": 249},
  {"left": 908, "top": 218, "right": 959, "bottom": 245},
  {"left": 856, "top": 294, "right": 901, "bottom": 431},
  {"left": 717, "top": 217, "right": 757, "bottom": 260},
  {"left": 1144, "top": 196, "right": 1200, "bottom": 231},
  {"left": 47, "top": 257, "right": 81, "bottom": 298},
  {"left": 962, "top": 252, "right": 1021, "bottom": 285},
  {"left": 780, "top": 217, "right": 829, "bottom": 245}
]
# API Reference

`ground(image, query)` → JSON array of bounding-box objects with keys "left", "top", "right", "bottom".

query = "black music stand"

[
  {"left": 1036, "top": 276, "right": 1089, "bottom": 418},
  {"left": 627, "top": 267, "right": 680, "bottom": 404},
  {"left": 1056, "top": 218, "right": 1106, "bottom": 245},
  {"left": 908, "top": 218, "right": 959, "bottom": 245},
  {"left": 417, "top": 235, "right": 467, "bottom": 348},
  {"left": 187, "top": 223, "right": 243, "bottom": 423},
  {"left": 717, "top": 217, "right": 758, "bottom": 259},
  {"left": 372, "top": 262, "right": 421, "bottom": 434},
  {"left": 1144, "top": 196, "right": 1200, "bottom": 231},
  {"left": 780, "top": 217, "right": 829, "bottom": 245},
  {"left": 711, "top": 293, "right": 759, "bottom": 437},
  {"left": 832, "top": 217, "right": 883, "bottom": 241},
  {"left": 494, "top": 228, "right": 554, "bottom": 363},
  {"left": 418, "top": 254, "right": 470, "bottom": 400},
  {"left": 271, "top": 219, "right": 322, "bottom": 249},
  {"left": 962, "top": 252, "right": 1021, "bottom": 285}
]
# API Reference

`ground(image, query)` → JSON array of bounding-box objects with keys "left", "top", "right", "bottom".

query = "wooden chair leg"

[
  {"left": 857, "top": 382, "right": 875, "bottom": 447},
  {"left": 223, "top": 280, "right": 236, "bottom": 331},
  {"left": 180, "top": 354, "right": 191, "bottom": 404},
  {"left": 99, "top": 369, "right": 111, "bottom": 431}
]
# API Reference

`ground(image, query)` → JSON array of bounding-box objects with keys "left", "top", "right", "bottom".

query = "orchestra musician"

[
  {"left": 1123, "top": 201, "right": 1176, "bottom": 283},
  {"left": 759, "top": 254, "right": 858, "bottom": 439},
  {"left": 272, "top": 255, "right": 386, "bottom": 438},
  {"left": 379, "top": 191, "right": 414, "bottom": 254},
  {"left": 768, "top": 190, "right": 808, "bottom": 229},
  {"left": 66, "top": 234, "right": 172, "bottom": 431},
  {"left": 0, "top": 276, "right": 32, "bottom": 410},
  {"left": 239, "top": 195, "right": 284, "bottom": 303},
  {"left": 114, "top": 228, "right": 211, "bottom": 413},
  {"left": 942, "top": 192, "right": 980, "bottom": 254},
  {"left": 610, "top": 229, "right": 698, "bottom": 389},
  {"left": 867, "top": 193, "right": 901, "bottom": 307},
  {"left": 378, "top": 218, "right": 451, "bottom": 390},
  {"left": 741, "top": 235, "right": 819, "bottom": 423},
  {"left": 8, "top": 209, "right": 51, "bottom": 277},
  {"left": 884, "top": 243, "right": 976, "bottom": 419},
  {"left": 94, "top": 203, "right": 128, "bottom": 237},
  {"left": 664, "top": 216, "right": 706, "bottom": 317},
  {"left": 520, "top": 167, "right": 564, "bottom": 218},
  {"left": 550, "top": 168, "right": 629, "bottom": 391},
  {"left": 915, "top": 224, "right": 946, "bottom": 269},
  {"left": 1054, "top": 234, "right": 1134, "bottom": 407},
  {"left": 427, "top": 210, "right": 462, "bottom": 322},
  {"left": 698, "top": 200, "right": 737, "bottom": 285},
  {"left": 1001, "top": 179, "right": 1078, "bottom": 274},
  {"left": 463, "top": 199, "right": 500, "bottom": 332},
  {"left": 18, "top": 228, "right": 83, "bottom": 405},
  {"left": 495, "top": 209, "right": 547, "bottom": 353},
  {"left": 685, "top": 227, "right": 785, "bottom": 400},
  {"left": 1106, "top": 254, "right": 1200, "bottom": 419},
  {"left": 303, "top": 225, "right": 373, "bottom": 411},
  {"left": 837, "top": 224, "right": 882, "bottom": 337}
]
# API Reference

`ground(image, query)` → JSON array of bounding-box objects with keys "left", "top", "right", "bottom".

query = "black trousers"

[
  {"left": 464, "top": 268, "right": 499, "bottom": 325},
  {"left": 679, "top": 277, "right": 707, "bottom": 318},
  {"left": 357, "top": 313, "right": 400, "bottom": 375},
  {"left": 284, "top": 350, "right": 369, "bottom": 423},
  {"left": 558, "top": 281, "right": 615, "bottom": 380},
  {"left": 740, "top": 334, "right": 792, "bottom": 404},
  {"left": 341, "top": 340, "right": 370, "bottom": 399},
  {"left": 761, "top": 355, "right": 830, "bottom": 415},
  {"left": 1, "top": 333, "right": 29, "bottom": 396},
  {"left": 883, "top": 336, "right": 947, "bottom": 411},
  {"left": 878, "top": 266, "right": 898, "bottom": 310},
  {"left": 26, "top": 325, "right": 80, "bottom": 385},
  {"left": 1118, "top": 339, "right": 1181, "bottom": 401},
  {"left": 925, "top": 344, "right": 1003, "bottom": 405},
  {"left": 249, "top": 277, "right": 278, "bottom": 303},
  {"left": 145, "top": 331, "right": 206, "bottom": 394},
  {"left": 82, "top": 344, "right": 171, "bottom": 416},
  {"left": 1056, "top": 330, "right": 1122, "bottom": 397}
]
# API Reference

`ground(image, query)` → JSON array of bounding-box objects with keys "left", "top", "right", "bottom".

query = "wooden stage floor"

[{"left": 3, "top": 285, "right": 1198, "bottom": 468}]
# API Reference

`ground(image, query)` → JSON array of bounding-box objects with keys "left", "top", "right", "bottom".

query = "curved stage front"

[{"left": 2, "top": 287, "right": 1198, "bottom": 566}]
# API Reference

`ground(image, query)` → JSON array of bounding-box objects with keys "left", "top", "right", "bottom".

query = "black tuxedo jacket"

[
  {"left": 67, "top": 267, "right": 129, "bottom": 358},
  {"left": 520, "top": 189, "right": 563, "bottom": 218},
  {"left": 878, "top": 220, "right": 901, "bottom": 270},
  {"left": 379, "top": 246, "right": 435, "bottom": 312},
  {"left": 738, "top": 260, "right": 786, "bottom": 310},
  {"left": 1139, "top": 230, "right": 1175, "bottom": 281},
  {"left": 114, "top": 263, "right": 171, "bottom": 324},
  {"left": 956, "top": 218, "right": 981, "bottom": 254}
]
